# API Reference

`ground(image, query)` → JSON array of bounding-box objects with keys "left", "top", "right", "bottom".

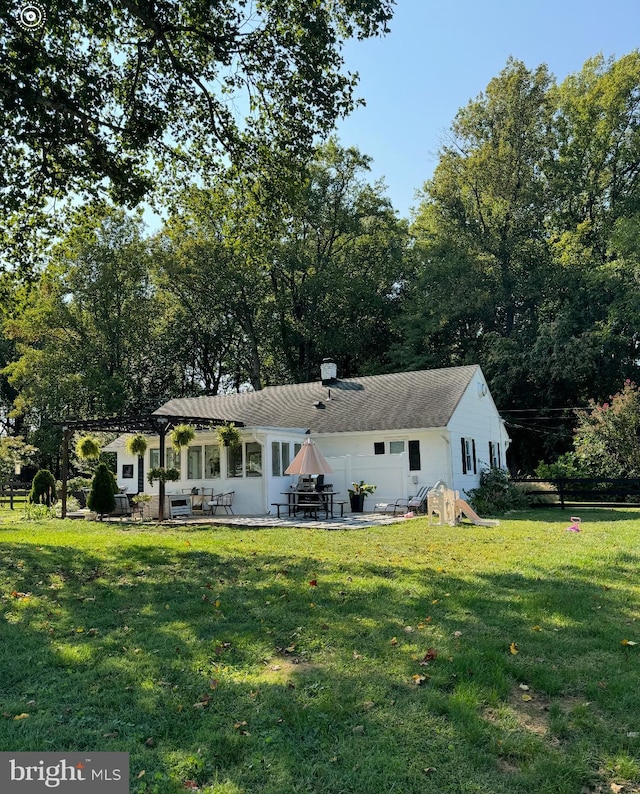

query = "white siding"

[{"left": 446, "top": 372, "right": 510, "bottom": 494}]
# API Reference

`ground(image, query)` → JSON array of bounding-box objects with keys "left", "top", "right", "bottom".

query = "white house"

[{"left": 107, "top": 362, "right": 510, "bottom": 516}]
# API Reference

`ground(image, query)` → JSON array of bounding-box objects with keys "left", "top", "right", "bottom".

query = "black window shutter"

[
  {"left": 461, "top": 438, "right": 467, "bottom": 474},
  {"left": 472, "top": 439, "right": 477, "bottom": 474},
  {"left": 408, "top": 440, "right": 421, "bottom": 471}
]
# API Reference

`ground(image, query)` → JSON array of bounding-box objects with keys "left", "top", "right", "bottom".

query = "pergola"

[{"left": 59, "top": 414, "right": 243, "bottom": 520}]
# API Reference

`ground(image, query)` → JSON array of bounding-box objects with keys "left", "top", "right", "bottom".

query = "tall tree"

[
  {"left": 0, "top": 0, "right": 394, "bottom": 266},
  {"left": 3, "top": 205, "right": 160, "bottom": 434}
]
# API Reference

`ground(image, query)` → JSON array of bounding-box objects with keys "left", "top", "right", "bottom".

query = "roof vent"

[
  {"left": 320, "top": 358, "right": 337, "bottom": 385},
  {"left": 313, "top": 401, "right": 326, "bottom": 409}
]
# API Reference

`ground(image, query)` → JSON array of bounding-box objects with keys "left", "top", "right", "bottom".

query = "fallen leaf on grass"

[
  {"left": 390, "top": 637, "right": 398, "bottom": 646},
  {"left": 352, "top": 725, "right": 364, "bottom": 734},
  {"left": 521, "top": 694, "right": 532, "bottom": 702},
  {"left": 309, "top": 579, "right": 317, "bottom": 587},
  {"left": 610, "top": 783, "right": 624, "bottom": 793},
  {"left": 411, "top": 675, "right": 427, "bottom": 686},
  {"left": 621, "top": 639, "right": 637, "bottom": 646},
  {"left": 509, "top": 642, "right": 519, "bottom": 655},
  {"left": 420, "top": 648, "right": 438, "bottom": 665},
  {"left": 144, "top": 737, "right": 155, "bottom": 747},
  {"left": 183, "top": 781, "right": 199, "bottom": 791},
  {"left": 13, "top": 713, "right": 29, "bottom": 720},
  {"left": 103, "top": 732, "right": 119, "bottom": 738}
]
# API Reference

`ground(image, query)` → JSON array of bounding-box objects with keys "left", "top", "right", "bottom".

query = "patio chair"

[
  {"left": 406, "top": 485, "right": 431, "bottom": 514},
  {"left": 373, "top": 497, "right": 409, "bottom": 516},
  {"left": 206, "top": 491, "right": 235, "bottom": 516}
]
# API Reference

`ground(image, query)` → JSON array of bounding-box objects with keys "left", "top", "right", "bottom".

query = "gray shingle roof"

[{"left": 153, "top": 365, "right": 480, "bottom": 434}]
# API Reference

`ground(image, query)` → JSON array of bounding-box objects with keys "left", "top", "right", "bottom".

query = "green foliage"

[
  {"left": 0, "top": 436, "right": 37, "bottom": 483},
  {"left": 86, "top": 462, "right": 117, "bottom": 517},
  {"left": 348, "top": 480, "right": 376, "bottom": 496},
  {"left": 534, "top": 452, "right": 585, "bottom": 480},
  {"left": 28, "top": 469, "right": 57, "bottom": 506},
  {"left": 147, "top": 467, "right": 180, "bottom": 486},
  {"left": 216, "top": 424, "right": 242, "bottom": 448},
  {"left": 75, "top": 435, "right": 101, "bottom": 461},
  {"left": 125, "top": 434, "right": 148, "bottom": 458},
  {"left": 22, "top": 502, "right": 56, "bottom": 521},
  {"left": 170, "top": 424, "right": 195, "bottom": 451},
  {"left": 1, "top": 0, "right": 394, "bottom": 265},
  {"left": 467, "top": 467, "right": 529, "bottom": 515},
  {"left": 572, "top": 381, "right": 640, "bottom": 477}
]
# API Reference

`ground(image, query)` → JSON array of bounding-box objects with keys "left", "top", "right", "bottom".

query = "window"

[
  {"left": 408, "top": 440, "right": 421, "bottom": 471},
  {"left": 227, "top": 444, "right": 243, "bottom": 478},
  {"left": 294, "top": 442, "right": 302, "bottom": 456},
  {"left": 389, "top": 441, "right": 405, "bottom": 454},
  {"left": 461, "top": 438, "right": 476, "bottom": 475},
  {"left": 489, "top": 442, "right": 501, "bottom": 469},
  {"left": 246, "top": 442, "right": 262, "bottom": 477},
  {"left": 122, "top": 464, "right": 134, "bottom": 479},
  {"left": 272, "top": 442, "right": 292, "bottom": 477},
  {"left": 149, "top": 448, "right": 180, "bottom": 470},
  {"left": 204, "top": 445, "right": 220, "bottom": 478},
  {"left": 282, "top": 442, "right": 290, "bottom": 472},
  {"left": 272, "top": 442, "right": 281, "bottom": 477},
  {"left": 187, "top": 446, "right": 202, "bottom": 479},
  {"left": 374, "top": 441, "right": 385, "bottom": 455}
]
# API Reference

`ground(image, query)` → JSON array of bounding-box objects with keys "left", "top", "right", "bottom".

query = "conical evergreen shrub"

[{"left": 87, "top": 463, "right": 117, "bottom": 518}]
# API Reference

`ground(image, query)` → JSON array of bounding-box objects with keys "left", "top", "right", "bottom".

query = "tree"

[
  {"left": 572, "top": 380, "right": 640, "bottom": 477},
  {"left": 401, "top": 52, "right": 640, "bottom": 469},
  {"left": 0, "top": 0, "right": 394, "bottom": 265},
  {"left": 3, "top": 205, "right": 161, "bottom": 432},
  {"left": 0, "top": 436, "right": 37, "bottom": 483},
  {"left": 87, "top": 462, "right": 117, "bottom": 518}
]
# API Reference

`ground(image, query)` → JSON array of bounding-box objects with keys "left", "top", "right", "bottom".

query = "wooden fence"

[
  {"left": 0, "top": 481, "right": 32, "bottom": 509},
  {"left": 513, "top": 478, "right": 640, "bottom": 510}
]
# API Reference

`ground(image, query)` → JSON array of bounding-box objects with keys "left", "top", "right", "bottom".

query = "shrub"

[
  {"left": 467, "top": 467, "right": 529, "bottom": 515},
  {"left": 87, "top": 462, "right": 118, "bottom": 518},
  {"left": 29, "top": 469, "right": 57, "bottom": 506}
]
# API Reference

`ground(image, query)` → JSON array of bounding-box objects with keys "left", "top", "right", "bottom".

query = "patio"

[{"left": 99, "top": 511, "right": 411, "bottom": 530}]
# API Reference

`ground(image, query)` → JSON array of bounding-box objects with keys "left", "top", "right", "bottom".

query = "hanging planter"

[
  {"left": 147, "top": 467, "right": 180, "bottom": 485},
  {"left": 170, "top": 424, "right": 195, "bottom": 451},
  {"left": 216, "top": 423, "right": 241, "bottom": 448},
  {"left": 125, "top": 433, "right": 148, "bottom": 457},
  {"left": 76, "top": 435, "right": 101, "bottom": 461}
]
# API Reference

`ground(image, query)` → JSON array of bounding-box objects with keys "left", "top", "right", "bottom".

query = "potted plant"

[
  {"left": 170, "top": 424, "right": 195, "bottom": 450},
  {"left": 76, "top": 435, "right": 101, "bottom": 461},
  {"left": 132, "top": 492, "right": 152, "bottom": 519},
  {"left": 147, "top": 467, "right": 180, "bottom": 486},
  {"left": 348, "top": 481, "right": 376, "bottom": 513},
  {"left": 216, "top": 422, "right": 241, "bottom": 448},
  {"left": 125, "top": 433, "right": 148, "bottom": 457}
]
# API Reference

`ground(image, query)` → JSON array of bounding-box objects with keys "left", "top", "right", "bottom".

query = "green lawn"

[{"left": 1, "top": 508, "right": 639, "bottom": 793}]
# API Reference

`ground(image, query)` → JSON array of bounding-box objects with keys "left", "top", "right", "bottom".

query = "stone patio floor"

[{"left": 99, "top": 511, "right": 411, "bottom": 530}]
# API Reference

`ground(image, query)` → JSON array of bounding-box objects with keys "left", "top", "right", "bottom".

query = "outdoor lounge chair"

[
  {"left": 206, "top": 491, "right": 235, "bottom": 515},
  {"left": 373, "top": 497, "right": 409, "bottom": 516},
  {"left": 406, "top": 485, "right": 431, "bottom": 513}
]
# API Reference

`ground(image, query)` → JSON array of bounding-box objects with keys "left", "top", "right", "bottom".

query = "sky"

[{"left": 334, "top": 0, "right": 639, "bottom": 219}]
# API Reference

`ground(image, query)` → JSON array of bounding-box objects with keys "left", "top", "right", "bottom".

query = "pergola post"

[
  {"left": 61, "top": 427, "right": 72, "bottom": 519},
  {"left": 157, "top": 418, "right": 168, "bottom": 522}
]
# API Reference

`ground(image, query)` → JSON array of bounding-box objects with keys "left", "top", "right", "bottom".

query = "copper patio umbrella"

[{"left": 284, "top": 438, "right": 333, "bottom": 475}]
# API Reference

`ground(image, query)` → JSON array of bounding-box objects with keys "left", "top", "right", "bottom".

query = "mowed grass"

[{"left": 1, "top": 509, "right": 640, "bottom": 793}]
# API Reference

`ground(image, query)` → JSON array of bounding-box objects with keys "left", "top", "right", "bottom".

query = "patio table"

[{"left": 280, "top": 490, "right": 339, "bottom": 519}]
